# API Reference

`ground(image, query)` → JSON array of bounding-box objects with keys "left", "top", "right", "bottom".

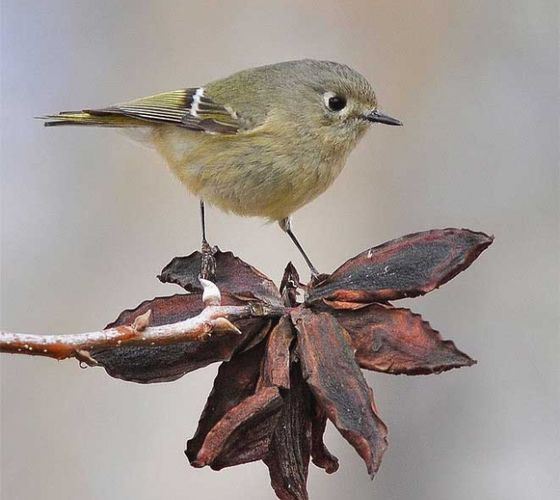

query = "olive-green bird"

[{"left": 42, "top": 59, "right": 401, "bottom": 277}]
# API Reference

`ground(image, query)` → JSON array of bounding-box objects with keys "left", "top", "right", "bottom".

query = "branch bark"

[{"left": 0, "top": 280, "right": 281, "bottom": 364}]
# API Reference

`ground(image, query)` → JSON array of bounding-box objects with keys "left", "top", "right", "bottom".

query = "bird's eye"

[{"left": 323, "top": 92, "right": 347, "bottom": 112}]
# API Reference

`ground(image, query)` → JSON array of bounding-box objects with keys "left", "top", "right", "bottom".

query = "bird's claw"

[{"left": 200, "top": 241, "right": 217, "bottom": 280}]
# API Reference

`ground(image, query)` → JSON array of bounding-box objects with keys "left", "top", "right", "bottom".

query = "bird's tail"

[{"left": 39, "top": 109, "right": 142, "bottom": 128}]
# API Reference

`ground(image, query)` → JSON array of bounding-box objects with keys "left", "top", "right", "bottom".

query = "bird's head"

[
  {"left": 213, "top": 59, "right": 401, "bottom": 155},
  {"left": 273, "top": 60, "right": 402, "bottom": 149}
]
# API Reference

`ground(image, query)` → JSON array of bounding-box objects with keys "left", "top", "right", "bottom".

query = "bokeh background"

[{"left": 1, "top": 1, "right": 558, "bottom": 499}]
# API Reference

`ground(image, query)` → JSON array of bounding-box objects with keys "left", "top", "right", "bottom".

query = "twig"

[{"left": 0, "top": 280, "right": 279, "bottom": 363}]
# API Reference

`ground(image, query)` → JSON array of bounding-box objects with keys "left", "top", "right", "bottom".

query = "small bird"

[{"left": 42, "top": 59, "right": 401, "bottom": 277}]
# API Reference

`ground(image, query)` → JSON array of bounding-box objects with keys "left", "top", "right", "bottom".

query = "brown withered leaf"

[
  {"left": 207, "top": 399, "right": 281, "bottom": 470},
  {"left": 310, "top": 405, "right": 339, "bottom": 474},
  {"left": 195, "top": 386, "right": 283, "bottom": 470},
  {"left": 259, "top": 316, "right": 294, "bottom": 390},
  {"left": 207, "top": 319, "right": 296, "bottom": 470},
  {"left": 0, "top": 227, "right": 493, "bottom": 499},
  {"left": 92, "top": 293, "right": 268, "bottom": 383},
  {"left": 87, "top": 227, "right": 491, "bottom": 499},
  {"left": 307, "top": 228, "right": 493, "bottom": 304},
  {"left": 159, "top": 249, "right": 283, "bottom": 306},
  {"left": 264, "top": 361, "right": 312, "bottom": 500},
  {"left": 330, "top": 304, "right": 476, "bottom": 375},
  {"left": 293, "top": 309, "right": 388, "bottom": 478},
  {"left": 186, "top": 341, "right": 270, "bottom": 466}
]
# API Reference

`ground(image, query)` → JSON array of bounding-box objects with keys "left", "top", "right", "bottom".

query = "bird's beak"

[{"left": 366, "top": 109, "right": 402, "bottom": 126}]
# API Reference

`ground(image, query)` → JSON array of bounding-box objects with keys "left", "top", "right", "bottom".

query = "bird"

[{"left": 41, "top": 59, "right": 402, "bottom": 278}]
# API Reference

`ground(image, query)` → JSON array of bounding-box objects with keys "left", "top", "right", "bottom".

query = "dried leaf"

[
  {"left": 310, "top": 405, "right": 339, "bottom": 474},
  {"left": 92, "top": 293, "right": 268, "bottom": 383},
  {"left": 208, "top": 398, "right": 282, "bottom": 470},
  {"left": 185, "top": 339, "right": 288, "bottom": 470},
  {"left": 264, "top": 362, "right": 312, "bottom": 500},
  {"left": 186, "top": 341, "right": 267, "bottom": 465},
  {"left": 307, "top": 229, "right": 493, "bottom": 304},
  {"left": 159, "top": 249, "right": 283, "bottom": 306},
  {"left": 321, "top": 300, "right": 371, "bottom": 311},
  {"left": 194, "top": 386, "right": 283, "bottom": 470},
  {"left": 0, "top": 225, "right": 493, "bottom": 500},
  {"left": 332, "top": 304, "right": 476, "bottom": 375},
  {"left": 259, "top": 316, "right": 294, "bottom": 390},
  {"left": 293, "top": 309, "right": 388, "bottom": 478}
]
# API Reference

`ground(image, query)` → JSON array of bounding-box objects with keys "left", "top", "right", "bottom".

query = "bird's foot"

[
  {"left": 200, "top": 240, "right": 217, "bottom": 281},
  {"left": 308, "top": 264, "right": 320, "bottom": 280}
]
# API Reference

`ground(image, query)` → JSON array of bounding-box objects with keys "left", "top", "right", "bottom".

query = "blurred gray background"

[{"left": 1, "top": 1, "right": 558, "bottom": 499}]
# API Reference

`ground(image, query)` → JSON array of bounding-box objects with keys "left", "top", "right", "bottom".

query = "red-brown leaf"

[
  {"left": 92, "top": 293, "right": 268, "bottom": 383},
  {"left": 307, "top": 229, "right": 493, "bottom": 304},
  {"left": 310, "top": 405, "right": 339, "bottom": 474},
  {"left": 332, "top": 304, "right": 476, "bottom": 375},
  {"left": 193, "top": 386, "right": 283, "bottom": 470},
  {"left": 186, "top": 341, "right": 271, "bottom": 467},
  {"left": 259, "top": 316, "right": 294, "bottom": 390},
  {"left": 292, "top": 309, "right": 388, "bottom": 478},
  {"left": 159, "top": 249, "right": 283, "bottom": 306},
  {"left": 264, "top": 361, "right": 312, "bottom": 500}
]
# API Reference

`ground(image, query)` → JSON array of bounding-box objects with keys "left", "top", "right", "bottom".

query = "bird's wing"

[{"left": 85, "top": 88, "right": 240, "bottom": 134}]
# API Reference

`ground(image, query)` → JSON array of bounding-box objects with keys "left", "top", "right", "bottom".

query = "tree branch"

[{"left": 0, "top": 280, "right": 281, "bottom": 364}]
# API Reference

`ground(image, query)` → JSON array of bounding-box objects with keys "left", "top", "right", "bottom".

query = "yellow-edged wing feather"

[{"left": 42, "top": 88, "right": 239, "bottom": 134}]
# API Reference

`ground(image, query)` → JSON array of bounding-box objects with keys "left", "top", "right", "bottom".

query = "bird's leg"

[
  {"left": 279, "top": 217, "right": 319, "bottom": 278},
  {"left": 199, "top": 200, "right": 216, "bottom": 280}
]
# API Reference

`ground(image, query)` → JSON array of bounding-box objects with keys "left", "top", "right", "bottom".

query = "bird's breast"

[{"left": 152, "top": 125, "right": 351, "bottom": 221}]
